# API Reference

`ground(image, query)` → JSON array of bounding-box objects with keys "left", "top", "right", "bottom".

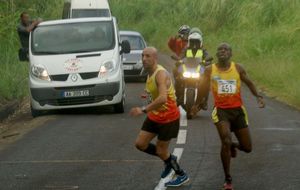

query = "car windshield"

[
  {"left": 72, "top": 9, "right": 110, "bottom": 18},
  {"left": 120, "top": 35, "right": 145, "bottom": 50},
  {"left": 32, "top": 21, "right": 115, "bottom": 55}
]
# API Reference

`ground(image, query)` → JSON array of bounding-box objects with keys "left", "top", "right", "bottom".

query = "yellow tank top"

[
  {"left": 211, "top": 62, "right": 243, "bottom": 108},
  {"left": 145, "top": 65, "right": 179, "bottom": 123}
]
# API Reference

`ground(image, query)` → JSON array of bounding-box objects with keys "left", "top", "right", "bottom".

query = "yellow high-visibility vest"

[{"left": 186, "top": 49, "right": 203, "bottom": 58}]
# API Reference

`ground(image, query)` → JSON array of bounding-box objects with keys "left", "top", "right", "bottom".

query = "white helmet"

[{"left": 188, "top": 27, "right": 203, "bottom": 47}]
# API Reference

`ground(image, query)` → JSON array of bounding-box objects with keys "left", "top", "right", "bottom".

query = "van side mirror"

[{"left": 120, "top": 40, "right": 131, "bottom": 54}]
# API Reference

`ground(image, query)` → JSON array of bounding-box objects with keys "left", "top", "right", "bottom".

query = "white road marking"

[
  {"left": 154, "top": 172, "right": 174, "bottom": 190},
  {"left": 172, "top": 148, "right": 184, "bottom": 161},
  {"left": 257, "top": 128, "right": 300, "bottom": 131},
  {"left": 154, "top": 148, "right": 184, "bottom": 190},
  {"left": 45, "top": 186, "right": 79, "bottom": 190},
  {"left": 179, "top": 106, "right": 187, "bottom": 127},
  {"left": 270, "top": 143, "right": 286, "bottom": 152},
  {"left": 176, "top": 130, "right": 187, "bottom": 144}
]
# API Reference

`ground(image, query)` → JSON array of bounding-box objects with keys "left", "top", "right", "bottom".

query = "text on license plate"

[{"left": 63, "top": 90, "right": 90, "bottom": 98}]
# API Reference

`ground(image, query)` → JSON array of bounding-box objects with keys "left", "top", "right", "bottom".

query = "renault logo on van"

[
  {"left": 64, "top": 58, "right": 82, "bottom": 72},
  {"left": 71, "top": 74, "right": 78, "bottom": 82}
]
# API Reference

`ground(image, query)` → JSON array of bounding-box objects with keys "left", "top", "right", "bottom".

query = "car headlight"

[
  {"left": 99, "top": 61, "right": 115, "bottom": 77},
  {"left": 31, "top": 64, "right": 51, "bottom": 81},
  {"left": 134, "top": 60, "right": 143, "bottom": 69},
  {"left": 183, "top": 71, "right": 200, "bottom": 79},
  {"left": 137, "top": 59, "right": 143, "bottom": 65}
]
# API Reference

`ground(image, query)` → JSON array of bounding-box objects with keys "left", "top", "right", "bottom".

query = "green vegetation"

[
  {"left": 0, "top": 0, "right": 64, "bottom": 102},
  {"left": 0, "top": 0, "right": 299, "bottom": 107},
  {"left": 110, "top": 0, "right": 300, "bottom": 107}
]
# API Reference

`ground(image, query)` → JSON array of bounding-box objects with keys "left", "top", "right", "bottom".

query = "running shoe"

[
  {"left": 161, "top": 155, "right": 177, "bottom": 178},
  {"left": 223, "top": 181, "right": 233, "bottom": 190},
  {"left": 165, "top": 172, "right": 189, "bottom": 187}
]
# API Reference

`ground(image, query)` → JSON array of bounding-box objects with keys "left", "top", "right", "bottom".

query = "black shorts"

[
  {"left": 141, "top": 117, "right": 180, "bottom": 141},
  {"left": 211, "top": 106, "right": 249, "bottom": 131}
]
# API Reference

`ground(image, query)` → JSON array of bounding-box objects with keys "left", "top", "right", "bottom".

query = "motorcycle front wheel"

[{"left": 185, "top": 88, "right": 196, "bottom": 120}]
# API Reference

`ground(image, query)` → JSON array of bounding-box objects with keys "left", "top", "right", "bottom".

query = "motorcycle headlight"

[
  {"left": 183, "top": 71, "right": 192, "bottom": 78},
  {"left": 99, "top": 60, "right": 115, "bottom": 77},
  {"left": 183, "top": 71, "right": 200, "bottom": 79},
  {"left": 191, "top": 72, "right": 200, "bottom": 78},
  {"left": 31, "top": 64, "right": 51, "bottom": 81}
]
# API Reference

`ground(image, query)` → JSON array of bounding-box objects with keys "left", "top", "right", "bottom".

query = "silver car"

[{"left": 120, "top": 31, "right": 147, "bottom": 81}]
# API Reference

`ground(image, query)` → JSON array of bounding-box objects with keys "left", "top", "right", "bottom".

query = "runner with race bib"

[{"left": 191, "top": 43, "right": 265, "bottom": 190}]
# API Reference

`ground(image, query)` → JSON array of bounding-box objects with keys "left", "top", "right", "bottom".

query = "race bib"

[{"left": 217, "top": 80, "right": 237, "bottom": 94}]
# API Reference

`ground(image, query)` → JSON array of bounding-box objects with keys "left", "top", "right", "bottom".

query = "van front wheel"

[
  {"left": 114, "top": 98, "right": 125, "bottom": 113},
  {"left": 30, "top": 105, "right": 42, "bottom": 118}
]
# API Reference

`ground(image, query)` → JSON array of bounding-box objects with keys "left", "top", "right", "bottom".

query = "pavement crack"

[{"left": 0, "top": 159, "right": 161, "bottom": 164}]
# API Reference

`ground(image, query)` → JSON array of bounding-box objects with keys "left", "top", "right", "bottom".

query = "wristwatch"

[{"left": 141, "top": 106, "right": 147, "bottom": 113}]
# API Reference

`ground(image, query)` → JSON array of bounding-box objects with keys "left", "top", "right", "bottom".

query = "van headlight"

[
  {"left": 31, "top": 64, "right": 51, "bottom": 81},
  {"left": 183, "top": 71, "right": 200, "bottom": 79},
  {"left": 98, "top": 61, "right": 116, "bottom": 77}
]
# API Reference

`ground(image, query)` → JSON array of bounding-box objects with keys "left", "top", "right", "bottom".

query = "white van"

[
  {"left": 29, "top": 17, "right": 130, "bottom": 117},
  {"left": 62, "top": 0, "right": 111, "bottom": 19}
]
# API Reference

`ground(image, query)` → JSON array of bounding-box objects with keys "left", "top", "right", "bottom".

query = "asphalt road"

[{"left": 0, "top": 55, "right": 300, "bottom": 190}]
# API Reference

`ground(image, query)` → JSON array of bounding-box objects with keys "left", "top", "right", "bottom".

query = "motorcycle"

[{"left": 172, "top": 54, "right": 212, "bottom": 119}]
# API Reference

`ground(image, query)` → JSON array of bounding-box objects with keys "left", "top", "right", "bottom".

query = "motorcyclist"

[
  {"left": 168, "top": 25, "right": 190, "bottom": 89},
  {"left": 182, "top": 27, "right": 212, "bottom": 65},
  {"left": 168, "top": 25, "right": 190, "bottom": 58},
  {"left": 176, "top": 27, "right": 212, "bottom": 110},
  {"left": 168, "top": 25, "right": 189, "bottom": 106}
]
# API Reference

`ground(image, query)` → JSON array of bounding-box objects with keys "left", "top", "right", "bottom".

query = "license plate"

[
  {"left": 63, "top": 90, "right": 90, "bottom": 98},
  {"left": 123, "top": 65, "right": 133, "bottom": 70}
]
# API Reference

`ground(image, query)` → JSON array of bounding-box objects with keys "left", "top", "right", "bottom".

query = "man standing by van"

[
  {"left": 130, "top": 47, "right": 189, "bottom": 187},
  {"left": 17, "top": 12, "right": 41, "bottom": 60}
]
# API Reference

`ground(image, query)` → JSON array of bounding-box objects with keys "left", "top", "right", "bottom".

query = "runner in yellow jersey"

[
  {"left": 130, "top": 47, "right": 189, "bottom": 187},
  {"left": 192, "top": 43, "right": 265, "bottom": 190}
]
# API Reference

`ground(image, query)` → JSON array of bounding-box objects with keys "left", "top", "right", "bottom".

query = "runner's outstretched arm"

[{"left": 236, "top": 64, "right": 265, "bottom": 108}]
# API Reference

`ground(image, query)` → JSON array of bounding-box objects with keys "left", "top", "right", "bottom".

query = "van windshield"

[
  {"left": 32, "top": 21, "right": 115, "bottom": 55},
  {"left": 72, "top": 9, "right": 110, "bottom": 18}
]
